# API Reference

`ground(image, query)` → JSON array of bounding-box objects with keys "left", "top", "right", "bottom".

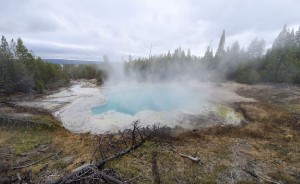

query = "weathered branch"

[
  {"left": 54, "top": 164, "right": 124, "bottom": 184},
  {"left": 242, "top": 168, "right": 281, "bottom": 184},
  {"left": 179, "top": 153, "right": 200, "bottom": 163},
  {"left": 87, "top": 170, "right": 124, "bottom": 184},
  {"left": 13, "top": 151, "right": 61, "bottom": 170},
  {"left": 95, "top": 132, "right": 153, "bottom": 168},
  {"left": 55, "top": 122, "right": 163, "bottom": 184}
]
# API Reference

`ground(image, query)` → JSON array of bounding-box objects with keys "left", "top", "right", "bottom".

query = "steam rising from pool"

[
  {"left": 91, "top": 83, "right": 209, "bottom": 115},
  {"left": 53, "top": 81, "right": 252, "bottom": 134}
]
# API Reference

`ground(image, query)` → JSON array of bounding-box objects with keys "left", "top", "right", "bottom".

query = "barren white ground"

[{"left": 17, "top": 80, "right": 255, "bottom": 134}]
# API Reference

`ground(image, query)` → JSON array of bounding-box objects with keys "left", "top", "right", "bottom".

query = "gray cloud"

[{"left": 0, "top": 0, "right": 299, "bottom": 61}]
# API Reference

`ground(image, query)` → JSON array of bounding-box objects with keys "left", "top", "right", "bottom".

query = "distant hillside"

[{"left": 44, "top": 59, "right": 101, "bottom": 65}]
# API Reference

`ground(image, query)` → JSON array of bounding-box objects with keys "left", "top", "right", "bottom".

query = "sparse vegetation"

[
  {"left": 0, "top": 112, "right": 95, "bottom": 183},
  {"left": 1, "top": 1, "right": 300, "bottom": 183},
  {"left": 1, "top": 83, "right": 300, "bottom": 183}
]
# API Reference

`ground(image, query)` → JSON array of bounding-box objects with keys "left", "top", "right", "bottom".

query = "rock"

[
  {"left": 273, "top": 158, "right": 282, "bottom": 164},
  {"left": 62, "top": 156, "right": 74, "bottom": 166},
  {"left": 37, "top": 144, "right": 50, "bottom": 153}
]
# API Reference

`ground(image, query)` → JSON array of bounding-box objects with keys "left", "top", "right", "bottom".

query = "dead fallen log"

[
  {"left": 242, "top": 168, "right": 281, "bottom": 184},
  {"left": 54, "top": 122, "right": 163, "bottom": 184},
  {"left": 95, "top": 122, "right": 162, "bottom": 169},
  {"left": 95, "top": 131, "right": 154, "bottom": 168}
]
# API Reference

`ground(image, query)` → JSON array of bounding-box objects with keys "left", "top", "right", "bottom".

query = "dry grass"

[
  {"left": 0, "top": 131, "right": 14, "bottom": 145},
  {"left": 1, "top": 83, "right": 300, "bottom": 183},
  {"left": 52, "top": 130, "right": 94, "bottom": 171},
  {"left": 105, "top": 96, "right": 300, "bottom": 183},
  {"left": 0, "top": 121, "right": 95, "bottom": 183}
]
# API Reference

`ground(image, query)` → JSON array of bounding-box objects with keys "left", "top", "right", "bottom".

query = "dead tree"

[
  {"left": 94, "top": 122, "right": 163, "bottom": 169},
  {"left": 54, "top": 121, "right": 164, "bottom": 184}
]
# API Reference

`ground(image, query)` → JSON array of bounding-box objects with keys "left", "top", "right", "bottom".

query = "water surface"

[{"left": 91, "top": 84, "right": 204, "bottom": 115}]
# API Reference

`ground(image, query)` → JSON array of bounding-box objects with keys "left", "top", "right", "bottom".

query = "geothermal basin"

[{"left": 17, "top": 80, "right": 254, "bottom": 134}]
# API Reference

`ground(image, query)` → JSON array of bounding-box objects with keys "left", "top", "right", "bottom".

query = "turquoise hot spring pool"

[{"left": 91, "top": 84, "right": 203, "bottom": 116}]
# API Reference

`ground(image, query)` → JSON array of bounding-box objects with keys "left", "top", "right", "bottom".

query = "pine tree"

[
  {"left": 16, "top": 38, "right": 30, "bottom": 60},
  {"left": 296, "top": 26, "right": 300, "bottom": 58},
  {"left": 230, "top": 41, "right": 240, "bottom": 55},
  {"left": 187, "top": 49, "right": 191, "bottom": 60},
  {"left": 262, "top": 25, "right": 299, "bottom": 83},
  {"left": 0, "top": 36, "right": 14, "bottom": 94},
  {"left": 203, "top": 46, "right": 213, "bottom": 61},
  {"left": 215, "top": 30, "right": 226, "bottom": 58},
  {"left": 247, "top": 38, "right": 266, "bottom": 60}
]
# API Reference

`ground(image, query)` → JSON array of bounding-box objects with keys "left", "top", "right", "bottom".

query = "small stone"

[
  {"left": 273, "top": 158, "right": 282, "bottom": 164},
  {"left": 62, "top": 156, "right": 74, "bottom": 165}
]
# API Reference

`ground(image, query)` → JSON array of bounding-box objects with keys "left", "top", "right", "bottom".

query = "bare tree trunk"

[{"left": 151, "top": 151, "right": 160, "bottom": 184}]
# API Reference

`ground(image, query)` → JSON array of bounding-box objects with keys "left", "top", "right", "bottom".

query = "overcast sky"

[{"left": 0, "top": 0, "right": 299, "bottom": 61}]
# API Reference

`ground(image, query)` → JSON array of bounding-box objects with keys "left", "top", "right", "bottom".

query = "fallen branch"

[
  {"left": 95, "top": 126, "right": 158, "bottom": 168},
  {"left": 179, "top": 153, "right": 200, "bottom": 163},
  {"left": 125, "top": 175, "right": 141, "bottom": 183},
  {"left": 54, "top": 122, "right": 163, "bottom": 184},
  {"left": 242, "top": 168, "right": 281, "bottom": 184},
  {"left": 54, "top": 164, "right": 124, "bottom": 184},
  {"left": 13, "top": 151, "right": 61, "bottom": 170},
  {"left": 87, "top": 170, "right": 124, "bottom": 184}
]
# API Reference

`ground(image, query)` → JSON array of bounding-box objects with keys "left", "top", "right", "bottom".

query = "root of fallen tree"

[{"left": 54, "top": 121, "right": 165, "bottom": 184}]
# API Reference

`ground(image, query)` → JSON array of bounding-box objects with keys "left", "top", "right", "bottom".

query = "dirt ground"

[{"left": 0, "top": 82, "right": 300, "bottom": 183}]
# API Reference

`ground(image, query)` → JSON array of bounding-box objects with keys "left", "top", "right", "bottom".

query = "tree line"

[
  {"left": 1, "top": 25, "right": 299, "bottom": 96},
  {"left": 62, "top": 64, "right": 106, "bottom": 85},
  {"left": 0, "top": 36, "right": 70, "bottom": 94},
  {"left": 235, "top": 25, "right": 300, "bottom": 83},
  {"left": 125, "top": 25, "right": 300, "bottom": 84},
  {"left": 0, "top": 36, "right": 106, "bottom": 95}
]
